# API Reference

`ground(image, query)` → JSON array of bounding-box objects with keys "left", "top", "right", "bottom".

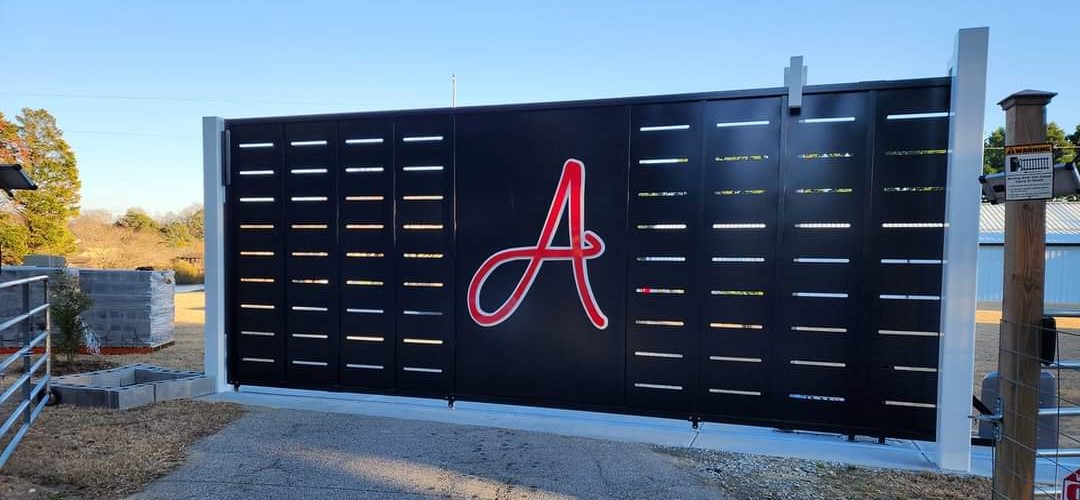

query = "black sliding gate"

[{"left": 224, "top": 77, "right": 951, "bottom": 440}]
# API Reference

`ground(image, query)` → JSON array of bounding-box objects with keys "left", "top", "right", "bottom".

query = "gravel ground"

[
  {"left": 668, "top": 448, "right": 991, "bottom": 500},
  {"left": 130, "top": 408, "right": 729, "bottom": 500},
  {"left": 130, "top": 406, "right": 997, "bottom": 500}
]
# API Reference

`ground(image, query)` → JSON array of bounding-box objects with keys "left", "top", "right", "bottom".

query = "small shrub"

[
  {"left": 51, "top": 269, "right": 92, "bottom": 363},
  {"left": 172, "top": 259, "right": 204, "bottom": 285}
]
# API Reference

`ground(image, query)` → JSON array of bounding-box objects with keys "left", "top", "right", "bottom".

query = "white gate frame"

[
  {"left": 935, "top": 26, "right": 989, "bottom": 472},
  {"left": 203, "top": 116, "right": 228, "bottom": 394},
  {"left": 202, "top": 28, "right": 990, "bottom": 472}
]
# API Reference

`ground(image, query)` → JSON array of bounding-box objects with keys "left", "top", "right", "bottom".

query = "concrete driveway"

[{"left": 129, "top": 407, "right": 728, "bottom": 500}]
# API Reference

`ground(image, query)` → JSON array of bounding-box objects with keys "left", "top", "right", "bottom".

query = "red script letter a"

[{"left": 466, "top": 159, "right": 608, "bottom": 329}]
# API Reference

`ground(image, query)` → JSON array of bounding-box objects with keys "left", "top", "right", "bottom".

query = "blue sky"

[{"left": 3, "top": 0, "right": 1078, "bottom": 214}]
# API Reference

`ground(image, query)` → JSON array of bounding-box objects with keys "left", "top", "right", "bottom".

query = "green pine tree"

[
  {"left": 0, "top": 112, "right": 32, "bottom": 263},
  {"left": 1047, "top": 122, "right": 1075, "bottom": 166},
  {"left": 16, "top": 108, "right": 81, "bottom": 256},
  {"left": 983, "top": 127, "right": 1005, "bottom": 174}
]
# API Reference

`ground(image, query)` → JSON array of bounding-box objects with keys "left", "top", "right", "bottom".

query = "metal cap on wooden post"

[{"left": 995, "top": 89, "right": 1056, "bottom": 500}]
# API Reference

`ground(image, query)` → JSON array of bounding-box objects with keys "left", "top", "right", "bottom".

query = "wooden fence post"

[{"left": 995, "top": 89, "right": 1055, "bottom": 500}]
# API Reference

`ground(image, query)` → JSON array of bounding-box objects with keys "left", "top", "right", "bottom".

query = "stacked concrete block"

[
  {"left": 2, "top": 266, "right": 176, "bottom": 349},
  {"left": 0, "top": 266, "right": 71, "bottom": 348},
  {"left": 79, "top": 269, "right": 176, "bottom": 348},
  {"left": 51, "top": 364, "right": 213, "bottom": 409}
]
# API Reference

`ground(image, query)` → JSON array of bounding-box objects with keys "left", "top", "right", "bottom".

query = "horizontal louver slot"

[
  {"left": 715, "top": 120, "right": 769, "bottom": 128},
  {"left": 709, "top": 356, "right": 761, "bottom": 363},
  {"left": 710, "top": 388, "right": 762, "bottom": 396},
  {"left": 346, "top": 308, "right": 383, "bottom": 314},
  {"left": 634, "top": 383, "right": 682, "bottom": 391},
  {"left": 640, "top": 124, "right": 690, "bottom": 132},
  {"left": 403, "top": 366, "right": 443, "bottom": 373},
  {"left": 346, "top": 335, "right": 383, "bottom": 342}
]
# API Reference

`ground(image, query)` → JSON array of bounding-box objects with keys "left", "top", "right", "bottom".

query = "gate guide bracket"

[
  {"left": 971, "top": 397, "right": 1003, "bottom": 442},
  {"left": 785, "top": 56, "right": 807, "bottom": 112}
]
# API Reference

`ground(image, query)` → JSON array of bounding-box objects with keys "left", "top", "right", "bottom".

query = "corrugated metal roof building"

[
  {"left": 978, "top": 203, "right": 1080, "bottom": 305},
  {"left": 980, "top": 202, "right": 1080, "bottom": 245}
]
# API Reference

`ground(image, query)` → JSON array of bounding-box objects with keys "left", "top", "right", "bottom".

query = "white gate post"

[
  {"left": 203, "top": 116, "right": 229, "bottom": 393},
  {"left": 936, "top": 27, "right": 989, "bottom": 472}
]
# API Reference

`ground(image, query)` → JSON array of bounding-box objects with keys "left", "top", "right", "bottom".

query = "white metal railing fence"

[{"left": 0, "top": 274, "right": 51, "bottom": 468}]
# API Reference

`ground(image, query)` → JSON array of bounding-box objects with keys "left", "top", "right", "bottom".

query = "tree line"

[
  {"left": 983, "top": 122, "right": 1080, "bottom": 174},
  {"left": 0, "top": 109, "right": 81, "bottom": 262},
  {"left": 70, "top": 207, "right": 204, "bottom": 281}
]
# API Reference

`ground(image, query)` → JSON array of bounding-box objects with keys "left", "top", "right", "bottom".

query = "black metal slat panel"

[
  {"left": 453, "top": 106, "right": 629, "bottom": 409},
  {"left": 862, "top": 86, "right": 950, "bottom": 439},
  {"left": 698, "top": 97, "right": 782, "bottom": 419},
  {"left": 394, "top": 115, "right": 454, "bottom": 393},
  {"left": 774, "top": 92, "right": 872, "bottom": 429},
  {"left": 229, "top": 123, "right": 285, "bottom": 383},
  {"left": 283, "top": 121, "right": 339, "bottom": 386},
  {"left": 338, "top": 118, "right": 396, "bottom": 387},
  {"left": 221, "top": 79, "right": 949, "bottom": 441},
  {"left": 626, "top": 103, "right": 702, "bottom": 410}
]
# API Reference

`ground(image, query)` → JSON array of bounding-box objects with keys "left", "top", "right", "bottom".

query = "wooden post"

[{"left": 995, "top": 89, "right": 1055, "bottom": 500}]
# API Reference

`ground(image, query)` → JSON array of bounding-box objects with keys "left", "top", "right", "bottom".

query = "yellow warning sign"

[{"left": 1004, "top": 143, "right": 1053, "bottom": 156}]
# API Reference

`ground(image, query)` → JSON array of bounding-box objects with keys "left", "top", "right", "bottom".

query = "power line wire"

[
  {"left": 0, "top": 91, "right": 367, "bottom": 107},
  {"left": 64, "top": 130, "right": 197, "bottom": 139},
  {"left": 984, "top": 146, "right": 1079, "bottom": 150}
]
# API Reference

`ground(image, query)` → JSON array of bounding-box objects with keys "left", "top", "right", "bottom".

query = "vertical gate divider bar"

[
  {"left": 224, "top": 128, "right": 237, "bottom": 387},
  {"left": 771, "top": 95, "right": 790, "bottom": 420},
  {"left": 334, "top": 120, "right": 342, "bottom": 387},
  {"left": 450, "top": 112, "right": 458, "bottom": 400},
  {"left": 201, "top": 116, "right": 228, "bottom": 393},
  {"left": 333, "top": 121, "right": 342, "bottom": 385},
  {"left": 279, "top": 124, "right": 288, "bottom": 384},
  {"left": 620, "top": 104, "right": 631, "bottom": 411},
  {"left": 855, "top": 90, "right": 881, "bottom": 438},
  {"left": 692, "top": 100, "right": 709, "bottom": 419},
  {"left": 936, "top": 27, "right": 989, "bottom": 472},
  {"left": 391, "top": 119, "right": 399, "bottom": 391}
]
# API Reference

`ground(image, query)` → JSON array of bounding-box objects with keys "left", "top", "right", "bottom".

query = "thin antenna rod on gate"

[{"left": 451, "top": 73, "right": 457, "bottom": 108}]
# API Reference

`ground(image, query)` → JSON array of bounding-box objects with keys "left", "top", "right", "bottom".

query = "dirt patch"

[
  {"left": 668, "top": 448, "right": 991, "bottom": 500},
  {"left": 1, "top": 400, "right": 245, "bottom": 500},
  {"left": 0, "top": 474, "right": 72, "bottom": 500},
  {"left": 52, "top": 359, "right": 117, "bottom": 377},
  {"left": 977, "top": 309, "right": 1080, "bottom": 329}
]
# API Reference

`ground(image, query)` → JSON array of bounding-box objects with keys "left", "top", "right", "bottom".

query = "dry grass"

[
  {"left": 2, "top": 400, "right": 245, "bottom": 500},
  {"left": 68, "top": 211, "right": 203, "bottom": 271},
  {"left": 0, "top": 291, "right": 231, "bottom": 500},
  {"left": 976, "top": 309, "right": 1080, "bottom": 329}
]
